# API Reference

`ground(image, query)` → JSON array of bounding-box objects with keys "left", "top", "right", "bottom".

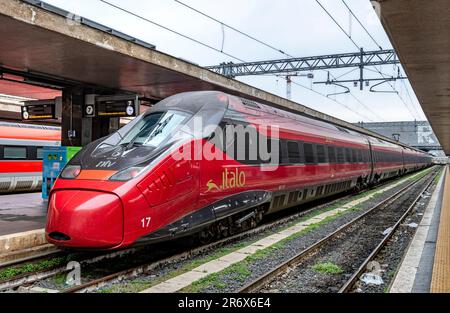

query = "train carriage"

[
  {"left": 44, "top": 91, "right": 432, "bottom": 249},
  {"left": 0, "top": 122, "right": 60, "bottom": 193}
]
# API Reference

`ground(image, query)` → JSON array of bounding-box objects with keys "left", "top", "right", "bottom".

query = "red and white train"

[
  {"left": 45, "top": 91, "right": 432, "bottom": 249},
  {"left": 0, "top": 122, "right": 60, "bottom": 193}
]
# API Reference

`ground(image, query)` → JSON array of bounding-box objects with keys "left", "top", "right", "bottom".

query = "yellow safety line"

[{"left": 431, "top": 165, "right": 450, "bottom": 292}]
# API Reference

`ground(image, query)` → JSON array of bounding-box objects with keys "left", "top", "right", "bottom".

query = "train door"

[
  {"left": 137, "top": 155, "right": 199, "bottom": 221},
  {"left": 401, "top": 149, "right": 405, "bottom": 173},
  {"left": 367, "top": 139, "right": 375, "bottom": 183}
]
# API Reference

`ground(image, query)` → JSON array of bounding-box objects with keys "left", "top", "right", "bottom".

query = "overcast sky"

[{"left": 44, "top": 0, "right": 427, "bottom": 123}]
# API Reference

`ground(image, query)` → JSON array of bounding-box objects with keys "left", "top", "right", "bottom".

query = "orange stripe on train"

[{"left": 76, "top": 170, "right": 117, "bottom": 180}]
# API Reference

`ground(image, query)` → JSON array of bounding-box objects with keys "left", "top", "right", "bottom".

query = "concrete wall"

[{"left": 355, "top": 121, "right": 445, "bottom": 156}]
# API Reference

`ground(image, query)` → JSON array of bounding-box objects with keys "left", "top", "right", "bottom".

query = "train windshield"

[{"left": 118, "top": 111, "right": 190, "bottom": 148}]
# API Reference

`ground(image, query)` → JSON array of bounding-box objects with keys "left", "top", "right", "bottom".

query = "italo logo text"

[{"left": 207, "top": 168, "right": 246, "bottom": 192}]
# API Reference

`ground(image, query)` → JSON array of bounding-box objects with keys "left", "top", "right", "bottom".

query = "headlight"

[
  {"left": 60, "top": 165, "right": 81, "bottom": 179},
  {"left": 109, "top": 166, "right": 146, "bottom": 181}
]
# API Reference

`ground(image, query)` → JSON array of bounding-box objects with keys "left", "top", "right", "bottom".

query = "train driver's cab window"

[
  {"left": 4, "top": 147, "right": 27, "bottom": 159},
  {"left": 118, "top": 111, "right": 189, "bottom": 148}
]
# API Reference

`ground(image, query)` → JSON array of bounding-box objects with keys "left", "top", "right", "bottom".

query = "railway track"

[
  {"left": 338, "top": 173, "right": 437, "bottom": 293},
  {"left": 237, "top": 168, "right": 439, "bottom": 293},
  {"left": 0, "top": 183, "right": 363, "bottom": 293},
  {"left": 61, "top": 185, "right": 383, "bottom": 293},
  {"left": 0, "top": 168, "right": 434, "bottom": 293}
]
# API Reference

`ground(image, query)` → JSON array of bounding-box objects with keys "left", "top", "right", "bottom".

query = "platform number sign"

[{"left": 85, "top": 104, "right": 95, "bottom": 117}]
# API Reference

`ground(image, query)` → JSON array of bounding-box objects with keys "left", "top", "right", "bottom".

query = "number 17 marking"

[{"left": 141, "top": 217, "right": 151, "bottom": 228}]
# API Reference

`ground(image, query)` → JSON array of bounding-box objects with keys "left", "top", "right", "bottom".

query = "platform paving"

[
  {"left": 0, "top": 192, "right": 47, "bottom": 236},
  {"left": 431, "top": 166, "right": 450, "bottom": 292},
  {"left": 390, "top": 169, "right": 445, "bottom": 293}
]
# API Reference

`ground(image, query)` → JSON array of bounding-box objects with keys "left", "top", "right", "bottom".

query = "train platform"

[
  {"left": 0, "top": 193, "right": 47, "bottom": 256},
  {"left": 391, "top": 165, "right": 450, "bottom": 293}
]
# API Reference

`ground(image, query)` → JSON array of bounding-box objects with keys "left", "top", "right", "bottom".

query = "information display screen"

[
  {"left": 95, "top": 95, "right": 139, "bottom": 118},
  {"left": 22, "top": 100, "right": 56, "bottom": 120}
]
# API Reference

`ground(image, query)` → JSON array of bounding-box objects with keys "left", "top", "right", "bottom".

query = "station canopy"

[
  {"left": 0, "top": 0, "right": 430, "bottom": 150},
  {"left": 377, "top": 0, "right": 450, "bottom": 155}
]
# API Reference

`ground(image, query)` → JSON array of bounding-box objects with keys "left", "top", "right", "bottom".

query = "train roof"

[
  {"left": 0, "top": 122, "right": 60, "bottom": 131},
  {"left": 150, "top": 91, "right": 229, "bottom": 115},
  {"left": 230, "top": 94, "right": 430, "bottom": 155}
]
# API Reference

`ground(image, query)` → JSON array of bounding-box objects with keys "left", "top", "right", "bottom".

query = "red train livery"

[
  {"left": 0, "top": 122, "right": 60, "bottom": 193},
  {"left": 45, "top": 91, "right": 432, "bottom": 249}
]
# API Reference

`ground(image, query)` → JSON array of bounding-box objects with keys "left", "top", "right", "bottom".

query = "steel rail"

[
  {"left": 0, "top": 185, "right": 356, "bottom": 293},
  {"left": 0, "top": 169, "right": 432, "bottom": 292},
  {"left": 0, "top": 248, "right": 62, "bottom": 271},
  {"left": 338, "top": 172, "right": 438, "bottom": 293},
  {"left": 62, "top": 189, "right": 363, "bottom": 293},
  {"left": 237, "top": 170, "right": 437, "bottom": 293},
  {"left": 63, "top": 174, "right": 417, "bottom": 293},
  {"left": 0, "top": 246, "right": 141, "bottom": 291}
]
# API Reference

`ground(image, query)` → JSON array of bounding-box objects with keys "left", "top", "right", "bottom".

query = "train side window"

[
  {"left": 303, "top": 143, "right": 315, "bottom": 164},
  {"left": 337, "top": 147, "right": 345, "bottom": 163},
  {"left": 316, "top": 145, "right": 326, "bottom": 163},
  {"left": 267, "top": 139, "right": 282, "bottom": 165},
  {"left": 4, "top": 146, "right": 27, "bottom": 159},
  {"left": 287, "top": 141, "right": 301, "bottom": 164},
  {"left": 346, "top": 148, "right": 352, "bottom": 163},
  {"left": 328, "top": 146, "right": 336, "bottom": 163},
  {"left": 357, "top": 150, "right": 363, "bottom": 162},
  {"left": 351, "top": 149, "right": 357, "bottom": 163},
  {"left": 36, "top": 148, "right": 44, "bottom": 160},
  {"left": 280, "top": 140, "right": 289, "bottom": 165}
]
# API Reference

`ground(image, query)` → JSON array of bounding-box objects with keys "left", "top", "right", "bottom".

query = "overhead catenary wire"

[
  {"left": 313, "top": 0, "right": 389, "bottom": 122},
  {"left": 98, "top": 0, "right": 246, "bottom": 62},
  {"left": 340, "top": 3, "right": 421, "bottom": 120},
  {"left": 258, "top": 73, "right": 374, "bottom": 121},
  {"left": 341, "top": 0, "right": 383, "bottom": 50},
  {"left": 100, "top": 0, "right": 375, "bottom": 122},
  {"left": 316, "top": 0, "right": 421, "bottom": 121},
  {"left": 320, "top": 68, "right": 385, "bottom": 121},
  {"left": 371, "top": 67, "right": 422, "bottom": 120},
  {"left": 400, "top": 78, "right": 423, "bottom": 120},
  {"left": 290, "top": 79, "right": 375, "bottom": 122},
  {"left": 174, "top": 0, "right": 377, "bottom": 122},
  {"left": 174, "top": 0, "right": 342, "bottom": 80},
  {"left": 315, "top": 0, "right": 360, "bottom": 50},
  {"left": 173, "top": 0, "right": 293, "bottom": 58}
]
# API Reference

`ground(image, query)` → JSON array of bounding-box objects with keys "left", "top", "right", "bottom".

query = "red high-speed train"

[
  {"left": 0, "top": 122, "right": 60, "bottom": 193},
  {"left": 45, "top": 91, "right": 432, "bottom": 249}
]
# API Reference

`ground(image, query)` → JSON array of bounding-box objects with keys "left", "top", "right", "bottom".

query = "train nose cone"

[{"left": 46, "top": 190, "right": 123, "bottom": 248}]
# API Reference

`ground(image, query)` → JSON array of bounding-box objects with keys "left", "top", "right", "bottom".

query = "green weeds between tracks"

[
  {"left": 101, "top": 168, "right": 433, "bottom": 293},
  {"left": 0, "top": 257, "right": 68, "bottom": 281},
  {"left": 312, "top": 262, "right": 344, "bottom": 274}
]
